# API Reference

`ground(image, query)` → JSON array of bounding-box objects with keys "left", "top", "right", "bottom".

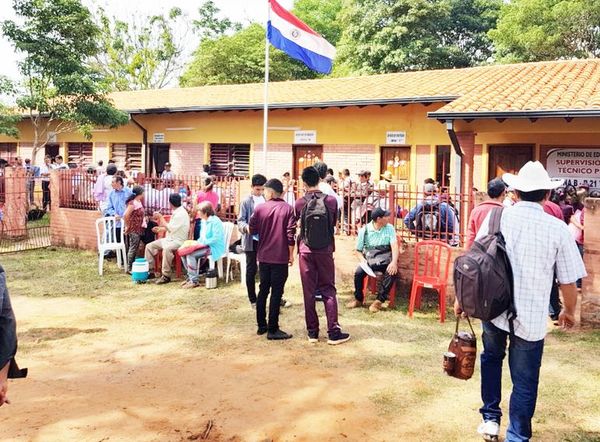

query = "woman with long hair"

[
  {"left": 123, "top": 185, "right": 146, "bottom": 273},
  {"left": 193, "top": 177, "right": 220, "bottom": 240}
]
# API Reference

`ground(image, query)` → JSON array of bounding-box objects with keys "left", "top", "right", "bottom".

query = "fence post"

[
  {"left": 388, "top": 184, "right": 396, "bottom": 224},
  {"left": 3, "top": 167, "right": 28, "bottom": 239}
]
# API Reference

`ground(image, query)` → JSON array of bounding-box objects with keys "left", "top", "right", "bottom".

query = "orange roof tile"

[{"left": 108, "top": 59, "right": 600, "bottom": 118}]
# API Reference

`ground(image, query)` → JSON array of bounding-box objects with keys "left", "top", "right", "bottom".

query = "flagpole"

[{"left": 262, "top": 0, "right": 270, "bottom": 173}]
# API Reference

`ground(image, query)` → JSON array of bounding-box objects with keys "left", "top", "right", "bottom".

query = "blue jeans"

[{"left": 480, "top": 322, "right": 545, "bottom": 442}]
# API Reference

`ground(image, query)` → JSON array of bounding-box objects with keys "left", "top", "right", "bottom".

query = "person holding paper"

[{"left": 347, "top": 207, "right": 399, "bottom": 313}]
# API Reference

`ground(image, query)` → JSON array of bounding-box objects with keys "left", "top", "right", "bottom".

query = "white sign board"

[
  {"left": 294, "top": 130, "right": 317, "bottom": 144},
  {"left": 153, "top": 133, "right": 165, "bottom": 143},
  {"left": 546, "top": 147, "right": 600, "bottom": 190},
  {"left": 386, "top": 131, "right": 406, "bottom": 145}
]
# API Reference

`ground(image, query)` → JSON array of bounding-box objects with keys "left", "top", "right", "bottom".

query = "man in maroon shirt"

[
  {"left": 295, "top": 167, "right": 350, "bottom": 345},
  {"left": 466, "top": 178, "right": 506, "bottom": 249},
  {"left": 249, "top": 179, "right": 296, "bottom": 340}
]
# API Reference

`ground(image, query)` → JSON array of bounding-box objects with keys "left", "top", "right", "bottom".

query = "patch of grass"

[{"left": 563, "top": 430, "right": 600, "bottom": 442}]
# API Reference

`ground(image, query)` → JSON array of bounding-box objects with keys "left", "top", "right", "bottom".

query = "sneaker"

[
  {"left": 180, "top": 280, "right": 189, "bottom": 287},
  {"left": 369, "top": 300, "right": 383, "bottom": 313},
  {"left": 477, "top": 421, "right": 500, "bottom": 442},
  {"left": 267, "top": 329, "right": 293, "bottom": 340},
  {"left": 314, "top": 292, "right": 323, "bottom": 301},
  {"left": 307, "top": 331, "right": 319, "bottom": 343},
  {"left": 346, "top": 299, "right": 363, "bottom": 309},
  {"left": 257, "top": 327, "right": 268, "bottom": 335},
  {"left": 155, "top": 275, "right": 171, "bottom": 285},
  {"left": 147, "top": 272, "right": 156, "bottom": 280},
  {"left": 327, "top": 331, "right": 350, "bottom": 346}
]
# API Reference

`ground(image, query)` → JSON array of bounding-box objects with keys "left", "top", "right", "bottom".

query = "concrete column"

[
  {"left": 3, "top": 167, "right": 28, "bottom": 238},
  {"left": 456, "top": 132, "right": 476, "bottom": 224},
  {"left": 581, "top": 197, "right": 600, "bottom": 327}
]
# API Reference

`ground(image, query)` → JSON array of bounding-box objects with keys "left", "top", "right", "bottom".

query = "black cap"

[
  {"left": 487, "top": 178, "right": 507, "bottom": 199},
  {"left": 164, "top": 162, "right": 171, "bottom": 167},
  {"left": 264, "top": 178, "right": 284, "bottom": 194},
  {"left": 371, "top": 207, "right": 390, "bottom": 220}
]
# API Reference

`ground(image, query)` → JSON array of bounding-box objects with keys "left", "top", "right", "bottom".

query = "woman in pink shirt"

[{"left": 193, "top": 177, "right": 220, "bottom": 239}]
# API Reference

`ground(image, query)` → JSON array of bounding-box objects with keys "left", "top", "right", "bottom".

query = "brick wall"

[
  {"left": 170, "top": 143, "right": 205, "bottom": 176},
  {"left": 582, "top": 198, "right": 600, "bottom": 327},
  {"left": 253, "top": 144, "right": 293, "bottom": 178},
  {"left": 50, "top": 171, "right": 100, "bottom": 250},
  {"left": 323, "top": 144, "right": 376, "bottom": 176}
]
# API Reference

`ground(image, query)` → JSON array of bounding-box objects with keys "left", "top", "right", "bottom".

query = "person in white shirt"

[
  {"left": 455, "top": 161, "right": 586, "bottom": 442},
  {"left": 160, "top": 162, "right": 175, "bottom": 180},
  {"left": 313, "top": 161, "right": 343, "bottom": 210},
  {"left": 52, "top": 155, "right": 69, "bottom": 170},
  {"left": 144, "top": 193, "right": 190, "bottom": 284},
  {"left": 39, "top": 156, "right": 53, "bottom": 210}
]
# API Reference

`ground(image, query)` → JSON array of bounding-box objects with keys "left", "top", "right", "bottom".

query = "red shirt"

[
  {"left": 543, "top": 201, "right": 563, "bottom": 221},
  {"left": 466, "top": 200, "right": 504, "bottom": 249}
]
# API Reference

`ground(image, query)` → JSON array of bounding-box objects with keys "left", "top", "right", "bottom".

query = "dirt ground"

[{"left": 1, "top": 248, "right": 599, "bottom": 442}]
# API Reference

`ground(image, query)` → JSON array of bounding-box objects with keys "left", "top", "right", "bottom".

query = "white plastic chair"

[
  {"left": 196, "top": 221, "right": 235, "bottom": 279},
  {"left": 226, "top": 248, "right": 246, "bottom": 285},
  {"left": 96, "top": 216, "right": 127, "bottom": 276}
]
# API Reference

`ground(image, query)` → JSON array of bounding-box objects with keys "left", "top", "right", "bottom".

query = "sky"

[{"left": 0, "top": 0, "right": 295, "bottom": 84}]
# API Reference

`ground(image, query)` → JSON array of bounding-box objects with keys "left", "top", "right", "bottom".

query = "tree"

[
  {"left": 337, "top": 0, "right": 501, "bottom": 74},
  {"left": 93, "top": 7, "right": 188, "bottom": 91},
  {"left": 489, "top": 0, "right": 600, "bottom": 63},
  {"left": 292, "top": 0, "right": 344, "bottom": 46},
  {"left": 0, "top": 76, "right": 20, "bottom": 138},
  {"left": 2, "top": 0, "right": 128, "bottom": 164},
  {"left": 180, "top": 24, "right": 319, "bottom": 87},
  {"left": 193, "top": 0, "right": 242, "bottom": 40}
]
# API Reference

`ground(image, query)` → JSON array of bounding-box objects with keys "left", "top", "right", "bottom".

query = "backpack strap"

[{"left": 489, "top": 207, "right": 504, "bottom": 235}]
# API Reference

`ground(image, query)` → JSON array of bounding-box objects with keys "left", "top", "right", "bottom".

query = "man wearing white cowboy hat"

[{"left": 455, "top": 161, "right": 586, "bottom": 442}]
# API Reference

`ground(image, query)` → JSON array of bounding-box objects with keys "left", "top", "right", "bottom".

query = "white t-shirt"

[{"left": 319, "top": 181, "right": 342, "bottom": 210}]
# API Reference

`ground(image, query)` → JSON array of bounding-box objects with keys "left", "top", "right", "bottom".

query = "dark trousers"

[
  {"left": 42, "top": 180, "right": 51, "bottom": 210},
  {"left": 245, "top": 241, "right": 259, "bottom": 304},
  {"left": 126, "top": 232, "right": 142, "bottom": 272},
  {"left": 193, "top": 219, "right": 201, "bottom": 240},
  {"left": 257, "top": 262, "right": 288, "bottom": 332},
  {"left": 576, "top": 243, "right": 584, "bottom": 289},
  {"left": 354, "top": 263, "right": 395, "bottom": 302},
  {"left": 548, "top": 275, "right": 561, "bottom": 320},
  {"left": 480, "top": 322, "right": 545, "bottom": 442},
  {"left": 299, "top": 252, "right": 341, "bottom": 337}
]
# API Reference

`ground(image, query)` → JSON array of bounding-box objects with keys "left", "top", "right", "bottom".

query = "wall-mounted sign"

[
  {"left": 294, "top": 130, "right": 317, "bottom": 144},
  {"left": 546, "top": 147, "right": 600, "bottom": 190},
  {"left": 153, "top": 133, "right": 165, "bottom": 143},
  {"left": 386, "top": 131, "right": 406, "bottom": 145}
]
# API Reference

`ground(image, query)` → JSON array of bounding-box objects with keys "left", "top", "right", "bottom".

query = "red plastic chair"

[
  {"left": 362, "top": 234, "right": 403, "bottom": 309},
  {"left": 408, "top": 240, "right": 452, "bottom": 322}
]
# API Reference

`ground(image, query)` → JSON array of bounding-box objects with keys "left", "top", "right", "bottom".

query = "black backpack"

[
  {"left": 300, "top": 193, "right": 333, "bottom": 249},
  {"left": 416, "top": 201, "right": 440, "bottom": 238},
  {"left": 453, "top": 208, "right": 517, "bottom": 332}
]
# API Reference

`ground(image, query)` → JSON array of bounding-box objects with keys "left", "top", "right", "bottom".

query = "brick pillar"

[
  {"left": 456, "top": 132, "right": 475, "bottom": 224},
  {"left": 3, "top": 167, "right": 28, "bottom": 238},
  {"left": 581, "top": 198, "right": 600, "bottom": 327}
]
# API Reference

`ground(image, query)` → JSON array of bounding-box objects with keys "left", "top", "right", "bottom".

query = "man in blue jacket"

[{"left": 403, "top": 183, "right": 455, "bottom": 242}]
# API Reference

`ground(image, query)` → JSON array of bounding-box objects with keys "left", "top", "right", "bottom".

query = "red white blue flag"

[{"left": 267, "top": 0, "right": 336, "bottom": 74}]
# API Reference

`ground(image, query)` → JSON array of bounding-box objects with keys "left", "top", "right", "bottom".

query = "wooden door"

[
  {"left": 150, "top": 143, "right": 170, "bottom": 175},
  {"left": 380, "top": 146, "right": 410, "bottom": 182},
  {"left": 293, "top": 145, "right": 323, "bottom": 180},
  {"left": 45, "top": 144, "right": 59, "bottom": 160},
  {"left": 489, "top": 145, "right": 534, "bottom": 179}
]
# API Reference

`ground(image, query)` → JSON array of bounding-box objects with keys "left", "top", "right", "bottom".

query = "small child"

[{"left": 123, "top": 186, "right": 147, "bottom": 273}]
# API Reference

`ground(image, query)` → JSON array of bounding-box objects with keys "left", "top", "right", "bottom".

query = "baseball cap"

[
  {"left": 164, "top": 162, "right": 171, "bottom": 167},
  {"left": 371, "top": 207, "right": 390, "bottom": 220},
  {"left": 357, "top": 170, "right": 369, "bottom": 176},
  {"left": 423, "top": 183, "right": 436, "bottom": 194}
]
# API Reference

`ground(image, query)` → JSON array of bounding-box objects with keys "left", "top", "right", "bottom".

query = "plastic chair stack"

[{"left": 408, "top": 240, "right": 452, "bottom": 323}]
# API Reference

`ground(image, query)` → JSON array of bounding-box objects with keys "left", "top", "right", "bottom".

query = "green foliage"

[
  {"left": 292, "top": 0, "right": 344, "bottom": 46},
  {"left": 1, "top": 0, "right": 128, "bottom": 162},
  {"left": 337, "top": 0, "right": 501, "bottom": 74},
  {"left": 193, "top": 0, "right": 242, "bottom": 40},
  {"left": 0, "top": 76, "right": 20, "bottom": 138},
  {"left": 180, "top": 24, "right": 319, "bottom": 87},
  {"left": 490, "top": 0, "right": 600, "bottom": 63},
  {"left": 94, "top": 7, "right": 187, "bottom": 91}
]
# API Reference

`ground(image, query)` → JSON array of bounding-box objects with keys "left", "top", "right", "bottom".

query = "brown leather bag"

[{"left": 444, "top": 316, "right": 477, "bottom": 380}]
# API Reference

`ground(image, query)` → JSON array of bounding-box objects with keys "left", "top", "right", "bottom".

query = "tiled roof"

[{"left": 109, "top": 59, "right": 600, "bottom": 118}]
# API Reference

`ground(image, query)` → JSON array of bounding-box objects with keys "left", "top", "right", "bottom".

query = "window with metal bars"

[
  {"left": 0, "top": 143, "right": 17, "bottom": 163},
  {"left": 209, "top": 144, "right": 250, "bottom": 177},
  {"left": 111, "top": 143, "right": 143, "bottom": 171},
  {"left": 67, "top": 142, "right": 93, "bottom": 168}
]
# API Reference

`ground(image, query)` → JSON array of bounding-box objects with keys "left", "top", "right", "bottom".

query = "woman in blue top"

[{"left": 181, "top": 201, "right": 226, "bottom": 288}]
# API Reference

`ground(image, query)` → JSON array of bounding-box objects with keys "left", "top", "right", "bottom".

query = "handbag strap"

[{"left": 455, "top": 315, "right": 476, "bottom": 336}]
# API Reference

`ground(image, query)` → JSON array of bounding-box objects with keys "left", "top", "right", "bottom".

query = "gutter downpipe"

[
  {"left": 446, "top": 120, "right": 463, "bottom": 195},
  {"left": 130, "top": 115, "right": 151, "bottom": 175}
]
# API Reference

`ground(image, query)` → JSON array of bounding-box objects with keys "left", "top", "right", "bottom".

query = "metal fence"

[{"left": 0, "top": 167, "right": 51, "bottom": 254}]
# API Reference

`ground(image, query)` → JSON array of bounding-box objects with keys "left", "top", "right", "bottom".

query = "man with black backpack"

[
  {"left": 454, "top": 161, "right": 586, "bottom": 442},
  {"left": 294, "top": 167, "right": 350, "bottom": 345},
  {"left": 404, "top": 183, "right": 455, "bottom": 242}
]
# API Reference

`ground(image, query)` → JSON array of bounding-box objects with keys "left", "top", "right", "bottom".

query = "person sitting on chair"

[
  {"left": 145, "top": 193, "right": 190, "bottom": 284},
  {"left": 180, "top": 201, "right": 226, "bottom": 289},
  {"left": 347, "top": 207, "right": 399, "bottom": 313}
]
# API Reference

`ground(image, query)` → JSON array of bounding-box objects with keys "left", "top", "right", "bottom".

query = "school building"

[{"left": 2, "top": 58, "right": 600, "bottom": 193}]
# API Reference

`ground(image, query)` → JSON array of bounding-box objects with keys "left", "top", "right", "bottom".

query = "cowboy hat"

[
  {"left": 502, "top": 161, "right": 563, "bottom": 192},
  {"left": 381, "top": 171, "right": 393, "bottom": 181}
]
